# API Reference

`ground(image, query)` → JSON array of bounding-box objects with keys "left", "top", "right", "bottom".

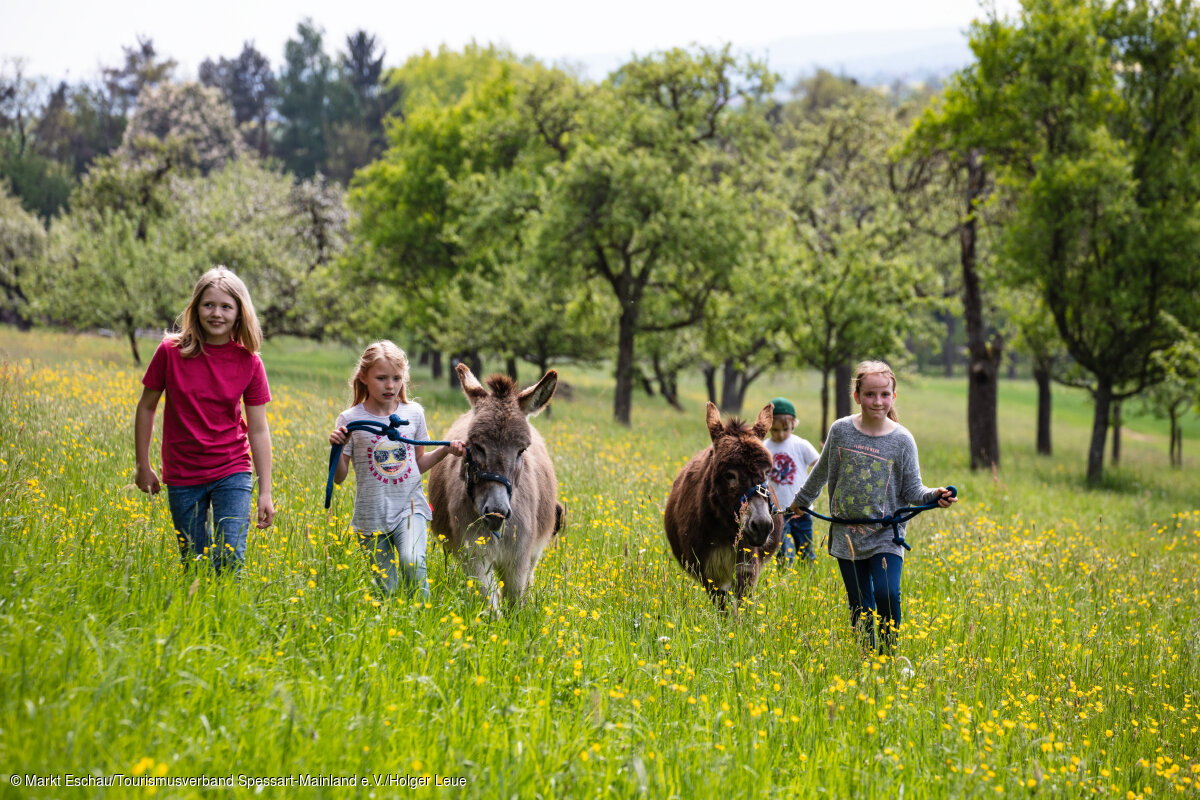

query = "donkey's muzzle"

[
  {"left": 743, "top": 514, "right": 776, "bottom": 547},
  {"left": 482, "top": 510, "right": 507, "bottom": 532}
]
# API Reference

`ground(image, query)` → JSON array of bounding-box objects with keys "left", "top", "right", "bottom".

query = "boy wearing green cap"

[{"left": 765, "top": 397, "right": 821, "bottom": 564}]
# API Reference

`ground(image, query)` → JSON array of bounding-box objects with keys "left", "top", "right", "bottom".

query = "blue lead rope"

[
  {"left": 325, "top": 414, "right": 453, "bottom": 509},
  {"left": 795, "top": 485, "right": 957, "bottom": 551}
]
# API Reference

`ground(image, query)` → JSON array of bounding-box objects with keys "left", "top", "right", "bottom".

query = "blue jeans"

[
  {"left": 776, "top": 513, "right": 816, "bottom": 564},
  {"left": 358, "top": 515, "right": 430, "bottom": 598},
  {"left": 837, "top": 554, "right": 904, "bottom": 651},
  {"left": 166, "top": 472, "right": 253, "bottom": 574}
]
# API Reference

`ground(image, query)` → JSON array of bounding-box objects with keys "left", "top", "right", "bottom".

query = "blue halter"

[
  {"left": 795, "top": 485, "right": 957, "bottom": 551},
  {"left": 736, "top": 480, "right": 781, "bottom": 521},
  {"left": 325, "top": 414, "right": 452, "bottom": 509}
]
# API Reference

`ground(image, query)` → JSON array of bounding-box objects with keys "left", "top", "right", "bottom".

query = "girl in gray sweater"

[{"left": 787, "top": 361, "right": 956, "bottom": 651}]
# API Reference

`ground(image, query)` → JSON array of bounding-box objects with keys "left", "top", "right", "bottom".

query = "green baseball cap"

[{"left": 770, "top": 397, "right": 796, "bottom": 418}]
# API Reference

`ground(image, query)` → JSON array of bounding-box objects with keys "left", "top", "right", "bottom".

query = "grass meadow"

[{"left": 1, "top": 327, "right": 1198, "bottom": 798}]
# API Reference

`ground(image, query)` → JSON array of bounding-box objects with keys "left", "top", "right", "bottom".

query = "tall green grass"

[{"left": 1, "top": 327, "right": 1197, "bottom": 798}]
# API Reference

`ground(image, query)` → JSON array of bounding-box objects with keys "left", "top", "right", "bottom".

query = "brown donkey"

[
  {"left": 428, "top": 364, "right": 563, "bottom": 610},
  {"left": 664, "top": 402, "right": 783, "bottom": 608}
]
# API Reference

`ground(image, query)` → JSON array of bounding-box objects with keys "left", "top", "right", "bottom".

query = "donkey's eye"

[
  {"left": 474, "top": 444, "right": 487, "bottom": 460},
  {"left": 723, "top": 470, "right": 739, "bottom": 486}
]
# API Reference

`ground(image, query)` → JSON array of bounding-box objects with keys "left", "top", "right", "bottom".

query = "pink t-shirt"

[{"left": 142, "top": 338, "right": 271, "bottom": 486}]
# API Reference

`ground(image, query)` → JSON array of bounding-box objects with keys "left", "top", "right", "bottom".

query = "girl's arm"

[
  {"left": 134, "top": 388, "right": 163, "bottom": 494},
  {"left": 416, "top": 440, "right": 467, "bottom": 474},
  {"left": 246, "top": 403, "right": 274, "bottom": 529},
  {"left": 329, "top": 426, "right": 351, "bottom": 484}
]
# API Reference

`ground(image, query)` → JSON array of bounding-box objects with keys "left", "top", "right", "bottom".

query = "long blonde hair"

[
  {"left": 851, "top": 360, "right": 899, "bottom": 422},
  {"left": 350, "top": 340, "right": 410, "bottom": 407},
  {"left": 170, "top": 266, "right": 262, "bottom": 358}
]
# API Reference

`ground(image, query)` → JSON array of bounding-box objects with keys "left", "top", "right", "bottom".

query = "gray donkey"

[{"left": 428, "top": 364, "right": 563, "bottom": 610}]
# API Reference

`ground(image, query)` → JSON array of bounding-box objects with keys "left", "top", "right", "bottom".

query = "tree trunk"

[
  {"left": 1169, "top": 410, "right": 1180, "bottom": 468},
  {"left": 505, "top": 356, "right": 518, "bottom": 382},
  {"left": 1174, "top": 421, "right": 1183, "bottom": 469},
  {"left": 943, "top": 312, "right": 957, "bottom": 377},
  {"left": 720, "top": 359, "right": 744, "bottom": 415},
  {"left": 652, "top": 353, "right": 683, "bottom": 411},
  {"left": 1087, "top": 381, "right": 1112, "bottom": 485},
  {"left": 702, "top": 364, "right": 717, "bottom": 405},
  {"left": 430, "top": 351, "right": 443, "bottom": 381},
  {"left": 613, "top": 305, "right": 636, "bottom": 425},
  {"left": 1034, "top": 363, "right": 1052, "bottom": 456},
  {"left": 1110, "top": 401, "right": 1122, "bottom": 466},
  {"left": 819, "top": 368, "right": 831, "bottom": 442},
  {"left": 835, "top": 362, "right": 852, "bottom": 419},
  {"left": 960, "top": 149, "right": 1001, "bottom": 472},
  {"left": 125, "top": 314, "right": 142, "bottom": 366},
  {"left": 637, "top": 369, "right": 655, "bottom": 396}
]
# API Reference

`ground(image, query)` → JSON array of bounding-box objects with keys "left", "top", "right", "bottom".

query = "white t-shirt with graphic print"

[
  {"left": 765, "top": 433, "right": 820, "bottom": 511},
  {"left": 337, "top": 401, "right": 433, "bottom": 534}
]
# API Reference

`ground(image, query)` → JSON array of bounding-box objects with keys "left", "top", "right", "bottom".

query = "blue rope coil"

[
  {"left": 794, "top": 485, "right": 957, "bottom": 551},
  {"left": 325, "top": 414, "right": 452, "bottom": 509}
]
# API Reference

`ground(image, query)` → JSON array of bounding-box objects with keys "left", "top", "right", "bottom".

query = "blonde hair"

[
  {"left": 171, "top": 266, "right": 262, "bottom": 358},
  {"left": 350, "top": 340, "right": 410, "bottom": 407},
  {"left": 851, "top": 360, "right": 899, "bottom": 421}
]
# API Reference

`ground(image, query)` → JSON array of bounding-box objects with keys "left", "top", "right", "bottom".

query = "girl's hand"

[
  {"left": 936, "top": 487, "right": 958, "bottom": 508},
  {"left": 448, "top": 439, "right": 467, "bottom": 457},
  {"left": 135, "top": 464, "right": 161, "bottom": 495},
  {"left": 257, "top": 492, "right": 275, "bottom": 529},
  {"left": 329, "top": 426, "right": 348, "bottom": 445}
]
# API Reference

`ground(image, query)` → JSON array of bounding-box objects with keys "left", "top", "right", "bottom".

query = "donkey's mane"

[
  {"left": 723, "top": 418, "right": 752, "bottom": 437},
  {"left": 485, "top": 374, "right": 517, "bottom": 398}
]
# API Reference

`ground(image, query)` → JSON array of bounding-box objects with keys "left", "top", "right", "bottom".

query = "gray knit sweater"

[{"left": 792, "top": 416, "right": 941, "bottom": 560}]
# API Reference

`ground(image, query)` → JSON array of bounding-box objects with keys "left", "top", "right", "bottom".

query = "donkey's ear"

[
  {"left": 518, "top": 370, "right": 557, "bottom": 417},
  {"left": 706, "top": 402, "right": 725, "bottom": 442},
  {"left": 457, "top": 363, "right": 488, "bottom": 406},
  {"left": 752, "top": 404, "right": 774, "bottom": 440}
]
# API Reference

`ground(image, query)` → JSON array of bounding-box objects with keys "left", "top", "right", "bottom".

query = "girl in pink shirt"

[{"left": 134, "top": 266, "right": 274, "bottom": 573}]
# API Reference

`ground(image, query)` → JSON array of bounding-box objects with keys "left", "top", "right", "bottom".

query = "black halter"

[{"left": 463, "top": 446, "right": 514, "bottom": 501}]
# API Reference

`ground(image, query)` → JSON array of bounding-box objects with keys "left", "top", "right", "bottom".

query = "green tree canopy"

[
  {"left": 943, "top": 0, "right": 1200, "bottom": 482},
  {"left": 120, "top": 82, "right": 245, "bottom": 174},
  {"left": 0, "top": 180, "right": 45, "bottom": 327}
]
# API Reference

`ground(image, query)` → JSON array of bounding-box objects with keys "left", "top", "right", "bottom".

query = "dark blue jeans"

[
  {"left": 837, "top": 554, "right": 903, "bottom": 650},
  {"left": 166, "top": 472, "right": 253, "bottom": 574},
  {"left": 776, "top": 513, "right": 816, "bottom": 564}
]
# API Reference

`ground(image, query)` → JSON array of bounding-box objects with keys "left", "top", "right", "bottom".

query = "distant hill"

[
  {"left": 761, "top": 27, "right": 974, "bottom": 88},
  {"left": 558, "top": 26, "right": 974, "bottom": 89}
]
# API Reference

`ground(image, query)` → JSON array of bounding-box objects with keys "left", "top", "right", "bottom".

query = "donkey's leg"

[
  {"left": 734, "top": 552, "right": 766, "bottom": 603},
  {"left": 499, "top": 553, "right": 539, "bottom": 606},
  {"left": 460, "top": 539, "right": 502, "bottom": 612}
]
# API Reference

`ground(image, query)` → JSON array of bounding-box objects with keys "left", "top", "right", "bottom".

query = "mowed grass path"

[{"left": 1, "top": 328, "right": 1197, "bottom": 799}]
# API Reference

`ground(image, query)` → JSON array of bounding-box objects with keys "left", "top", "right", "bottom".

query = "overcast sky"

[{"left": 3, "top": 0, "right": 1021, "bottom": 83}]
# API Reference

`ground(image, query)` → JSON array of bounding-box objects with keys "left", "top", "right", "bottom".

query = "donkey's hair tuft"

[{"left": 484, "top": 374, "right": 517, "bottom": 398}]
